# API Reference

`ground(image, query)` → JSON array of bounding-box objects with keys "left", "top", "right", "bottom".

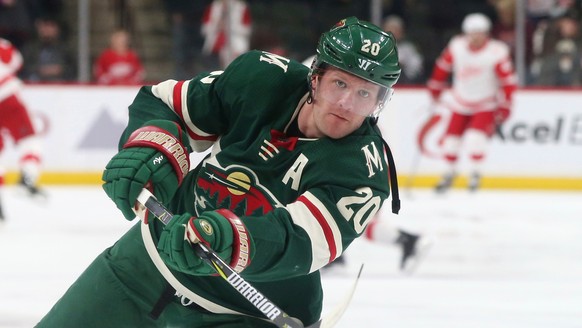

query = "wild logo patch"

[{"left": 195, "top": 164, "right": 280, "bottom": 216}]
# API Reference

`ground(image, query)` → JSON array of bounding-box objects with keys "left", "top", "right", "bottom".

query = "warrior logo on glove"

[{"left": 125, "top": 126, "right": 190, "bottom": 184}]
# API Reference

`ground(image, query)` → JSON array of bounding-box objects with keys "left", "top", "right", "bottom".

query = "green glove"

[
  {"left": 157, "top": 210, "right": 254, "bottom": 275},
  {"left": 102, "top": 120, "right": 190, "bottom": 220}
]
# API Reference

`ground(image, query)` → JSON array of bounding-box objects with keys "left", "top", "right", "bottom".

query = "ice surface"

[{"left": 1, "top": 187, "right": 580, "bottom": 328}]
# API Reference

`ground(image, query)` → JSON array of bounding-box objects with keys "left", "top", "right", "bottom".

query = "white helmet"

[{"left": 462, "top": 13, "right": 491, "bottom": 33}]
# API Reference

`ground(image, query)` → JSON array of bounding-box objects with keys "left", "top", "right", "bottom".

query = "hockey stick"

[
  {"left": 405, "top": 104, "right": 441, "bottom": 198},
  {"left": 404, "top": 143, "right": 422, "bottom": 199},
  {"left": 316, "top": 264, "right": 364, "bottom": 328},
  {"left": 135, "top": 189, "right": 304, "bottom": 328},
  {"left": 135, "top": 189, "right": 362, "bottom": 328}
]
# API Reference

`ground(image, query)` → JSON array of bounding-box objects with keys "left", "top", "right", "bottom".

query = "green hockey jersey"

[{"left": 121, "top": 50, "right": 395, "bottom": 325}]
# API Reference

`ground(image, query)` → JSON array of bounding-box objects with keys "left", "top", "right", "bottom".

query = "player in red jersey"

[
  {"left": 0, "top": 38, "right": 45, "bottom": 220},
  {"left": 427, "top": 13, "right": 517, "bottom": 192}
]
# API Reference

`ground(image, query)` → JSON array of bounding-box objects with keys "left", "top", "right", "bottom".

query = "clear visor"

[{"left": 317, "top": 77, "right": 394, "bottom": 117}]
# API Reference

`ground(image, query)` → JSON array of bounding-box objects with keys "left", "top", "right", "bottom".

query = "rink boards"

[{"left": 2, "top": 85, "right": 581, "bottom": 190}]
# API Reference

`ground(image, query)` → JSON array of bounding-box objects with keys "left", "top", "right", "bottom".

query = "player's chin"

[{"left": 323, "top": 122, "right": 357, "bottom": 139}]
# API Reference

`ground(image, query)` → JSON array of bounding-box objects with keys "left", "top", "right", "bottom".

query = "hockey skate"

[
  {"left": 468, "top": 172, "right": 481, "bottom": 192},
  {"left": 19, "top": 173, "right": 47, "bottom": 199},
  {"left": 0, "top": 196, "right": 4, "bottom": 221},
  {"left": 435, "top": 172, "right": 455, "bottom": 193},
  {"left": 395, "top": 230, "right": 431, "bottom": 274}
]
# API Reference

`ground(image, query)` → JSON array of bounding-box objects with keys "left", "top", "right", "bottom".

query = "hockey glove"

[
  {"left": 428, "top": 88, "right": 441, "bottom": 102},
  {"left": 102, "top": 120, "right": 190, "bottom": 220},
  {"left": 157, "top": 209, "right": 254, "bottom": 276}
]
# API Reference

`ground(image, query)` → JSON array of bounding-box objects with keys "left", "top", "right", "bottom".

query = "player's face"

[{"left": 310, "top": 67, "right": 381, "bottom": 139}]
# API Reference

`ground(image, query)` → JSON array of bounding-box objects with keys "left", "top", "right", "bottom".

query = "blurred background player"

[
  {"left": 427, "top": 13, "right": 517, "bottom": 193},
  {"left": 201, "top": 0, "right": 252, "bottom": 69},
  {"left": 0, "top": 38, "right": 46, "bottom": 220}
]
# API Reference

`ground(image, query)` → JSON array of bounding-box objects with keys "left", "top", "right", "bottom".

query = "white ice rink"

[{"left": 0, "top": 186, "right": 581, "bottom": 327}]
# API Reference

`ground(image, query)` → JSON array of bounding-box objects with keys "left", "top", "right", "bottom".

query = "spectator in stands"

[
  {"left": 93, "top": 29, "right": 144, "bottom": 85},
  {"left": 20, "top": 16, "right": 75, "bottom": 82},
  {"left": 527, "top": 0, "right": 556, "bottom": 26},
  {"left": 535, "top": 39, "right": 582, "bottom": 86},
  {"left": 538, "top": 39, "right": 582, "bottom": 87},
  {"left": 31, "top": 0, "right": 64, "bottom": 21},
  {"left": 531, "top": 9, "right": 582, "bottom": 85},
  {"left": 0, "top": 0, "right": 35, "bottom": 49},
  {"left": 162, "top": 0, "right": 209, "bottom": 79},
  {"left": 201, "top": 0, "right": 252, "bottom": 69},
  {"left": 383, "top": 14, "right": 424, "bottom": 84},
  {"left": 527, "top": 1, "right": 582, "bottom": 53},
  {"left": 491, "top": 0, "right": 535, "bottom": 69}
]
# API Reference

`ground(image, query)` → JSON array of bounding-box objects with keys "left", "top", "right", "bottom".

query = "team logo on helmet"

[{"left": 333, "top": 19, "right": 346, "bottom": 29}]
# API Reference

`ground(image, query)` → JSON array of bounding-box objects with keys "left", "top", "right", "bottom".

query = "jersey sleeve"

[
  {"left": 427, "top": 40, "right": 454, "bottom": 100},
  {"left": 117, "top": 85, "right": 186, "bottom": 149},
  {"left": 0, "top": 39, "right": 23, "bottom": 74},
  {"left": 494, "top": 45, "right": 517, "bottom": 108},
  {"left": 136, "top": 50, "right": 306, "bottom": 152},
  {"left": 119, "top": 52, "right": 261, "bottom": 151}
]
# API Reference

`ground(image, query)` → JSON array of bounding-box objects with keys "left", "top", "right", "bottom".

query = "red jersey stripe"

[{"left": 297, "top": 195, "right": 337, "bottom": 262}]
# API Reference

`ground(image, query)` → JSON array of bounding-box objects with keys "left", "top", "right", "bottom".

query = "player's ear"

[{"left": 311, "top": 75, "right": 319, "bottom": 93}]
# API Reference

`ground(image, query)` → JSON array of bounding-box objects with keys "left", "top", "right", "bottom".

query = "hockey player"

[
  {"left": 37, "top": 17, "right": 402, "bottom": 327},
  {"left": 0, "top": 38, "right": 45, "bottom": 220},
  {"left": 427, "top": 13, "right": 517, "bottom": 192}
]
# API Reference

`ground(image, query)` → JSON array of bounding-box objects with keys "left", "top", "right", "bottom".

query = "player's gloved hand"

[
  {"left": 428, "top": 88, "right": 441, "bottom": 103},
  {"left": 102, "top": 120, "right": 190, "bottom": 220},
  {"left": 157, "top": 209, "right": 254, "bottom": 276},
  {"left": 494, "top": 107, "right": 510, "bottom": 125}
]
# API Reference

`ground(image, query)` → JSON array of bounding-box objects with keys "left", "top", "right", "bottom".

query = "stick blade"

[{"left": 315, "top": 264, "right": 364, "bottom": 328}]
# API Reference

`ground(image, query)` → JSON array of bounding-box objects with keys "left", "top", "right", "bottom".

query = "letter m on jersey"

[
  {"left": 259, "top": 51, "right": 290, "bottom": 73},
  {"left": 361, "top": 141, "right": 384, "bottom": 178}
]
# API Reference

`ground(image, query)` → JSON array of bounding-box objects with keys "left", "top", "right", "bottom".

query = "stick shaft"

[{"left": 135, "top": 189, "right": 304, "bottom": 328}]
